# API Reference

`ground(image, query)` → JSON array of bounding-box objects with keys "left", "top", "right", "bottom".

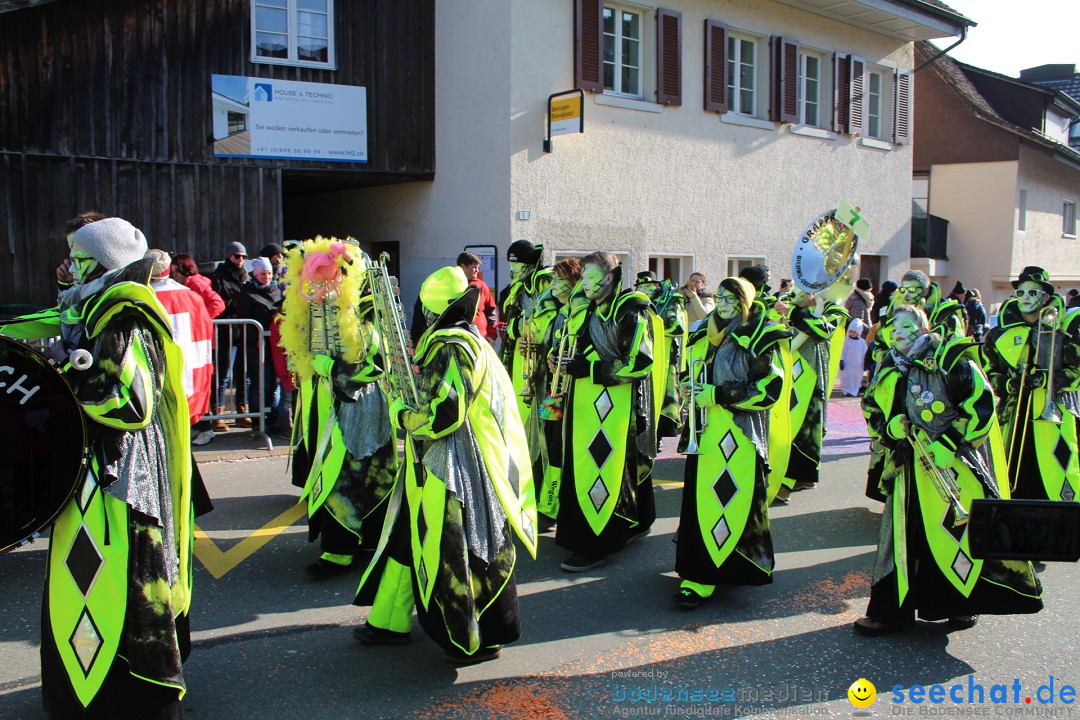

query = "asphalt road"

[{"left": 2, "top": 397, "right": 1077, "bottom": 720}]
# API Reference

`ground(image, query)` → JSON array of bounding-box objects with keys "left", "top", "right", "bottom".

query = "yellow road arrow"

[{"left": 193, "top": 503, "right": 307, "bottom": 579}]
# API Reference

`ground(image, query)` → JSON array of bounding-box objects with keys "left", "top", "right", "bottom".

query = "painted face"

[
  {"left": 581, "top": 264, "right": 611, "bottom": 300},
  {"left": 892, "top": 314, "right": 924, "bottom": 355},
  {"left": 550, "top": 275, "right": 572, "bottom": 300},
  {"left": 896, "top": 281, "right": 925, "bottom": 306},
  {"left": 638, "top": 282, "right": 659, "bottom": 299},
  {"left": 716, "top": 289, "right": 740, "bottom": 320},
  {"left": 510, "top": 261, "right": 528, "bottom": 282},
  {"left": 69, "top": 252, "right": 100, "bottom": 285},
  {"left": 1015, "top": 280, "right": 1047, "bottom": 314}
]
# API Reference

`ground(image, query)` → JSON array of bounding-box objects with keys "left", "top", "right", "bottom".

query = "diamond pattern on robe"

[
  {"left": 69, "top": 608, "right": 103, "bottom": 676},
  {"left": 951, "top": 549, "right": 973, "bottom": 584},
  {"left": 418, "top": 561, "right": 428, "bottom": 593},
  {"left": 1054, "top": 436, "right": 1073, "bottom": 472},
  {"left": 944, "top": 510, "right": 967, "bottom": 543},
  {"left": 589, "top": 478, "right": 610, "bottom": 512},
  {"left": 711, "top": 517, "right": 731, "bottom": 549},
  {"left": 720, "top": 431, "right": 738, "bottom": 461},
  {"left": 792, "top": 358, "right": 804, "bottom": 381},
  {"left": 1061, "top": 480, "right": 1076, "bottom": 502},
  {"left": 66, "top": 525, "right": 103, "bottom": 598},
  {"left": 588, "top": 430, "right": 613, "bottom": 470},
  {"left": 312, "top": 476, "right": 323, "bottom": 501},
  {"left": 712, "top": 469, "right": 738, "bottom": 508},
  {"left": 594, "top": 390, "right": 613, "bottom": 422},
  {"left": 76, "top": 475, "right": 97, "bottom": 514}
]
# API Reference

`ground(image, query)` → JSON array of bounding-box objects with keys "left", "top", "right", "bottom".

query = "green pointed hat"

[{"left": 420, "top": 265, "right": 469, "bottom": 315}]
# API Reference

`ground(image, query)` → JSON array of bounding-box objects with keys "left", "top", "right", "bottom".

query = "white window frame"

[
  {"left": 727, "top": 256, "right": 767, "bottom": 278},
  {"left": 1065, "top": 200, "right": 1077, "bottom": 238},
  {"left": 648, "top": 254, "right": 693, "bottom": 284},
  {"left": 251, "top": 0, "right": 336, "bottom": 70},
  {"left": 799, "top": 51, "right": 823, "bottom": 128},
  {"left": 1018, "top": 188, "right": 1028, "bottom": 232},
  {"left": 726, "top": 32, "right": 758, "bottom": 117},
  {"left": 867, "top": 70, "right": 883, "bottom": 139},
  {"left": 603, "top": 4, "right": 645, "bottom": 100}
]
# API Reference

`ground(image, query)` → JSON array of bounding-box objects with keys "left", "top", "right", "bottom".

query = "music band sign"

[{"left": 211, "top": 75, "right": 367, "bottom": 163}]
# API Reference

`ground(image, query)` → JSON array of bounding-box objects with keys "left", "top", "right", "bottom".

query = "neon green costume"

[
  {"left": 500, "top": 264, "right": 553, "bottom": 423},
  {"left": 357, "top": 268, "right": 537, "bottom": 659}
]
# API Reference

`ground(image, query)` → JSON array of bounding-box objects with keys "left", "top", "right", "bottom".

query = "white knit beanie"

[{"left": 70, "top": 218, "right": 148, "bottom": 271}]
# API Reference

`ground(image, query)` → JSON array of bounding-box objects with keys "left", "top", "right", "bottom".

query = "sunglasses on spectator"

[
  {"left": 1016, "top": 289, "right": 1045, "bottom": 298},
  {"left": 232, "top": 253, "right": 247, "bottom": 259}
]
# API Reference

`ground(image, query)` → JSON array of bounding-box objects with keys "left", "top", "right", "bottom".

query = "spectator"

[
  {"left": 1068, "top": 288, "right": 1080, "bottom": 309},
  {"left": 237, "top": 257, "right": 283, "bottom": 430},
  {"left": 210, "top": 241, "right": 250, "bottom": 428},
  {"left": 457, "top": 251, "right": 498, "bottom": 343},
  {"left": 872, "top": 280, "right": 897, "bottom": 322},
  {"left": 965, "top": 288, "right": 987, "bottom": 342},
  {"left": 679, "top": 271, "right": 716, "bottom": 328},
  {"left": 171, "top": 252, "right": 225, "bottom": 318},
  {"left": 845, "top": 278, "right": 874, "bottom": 336},
  {"left": 260, "top": 243, "right": 286, "bottom": 284},
  {"left": 839, "top": 318, "right": 867, "bottom": 396}
]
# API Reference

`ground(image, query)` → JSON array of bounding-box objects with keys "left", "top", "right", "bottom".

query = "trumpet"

[
  {"left": 538, "top": 328, "right": 575, "bottom": 421},
  {"left": 683, "top": 357, "right": 708, "bottom": 455},
  {"left": 519, "top": 322, "right": 536, "bottom": 399},
  {"left": 909, "top": 430, "right": 968, "bottom": 527}
]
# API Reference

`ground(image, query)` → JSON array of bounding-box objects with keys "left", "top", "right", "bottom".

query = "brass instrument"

[
  {"left": 1036, "top": 305, "right": 1063, "bottom": 424},
  {"left": 519, "top": 321, "right": 536, "bottom": 399},
  {"left": 538, "top": 328, "right": 575, "bottom": 421},
  {"left": 365, "top": 252, "right": 422, "bottom": 411},
  {"left": 683, "top": 357, "right": 708, "bottom": 455},
  {"left": 910, "top": 430, "right": 968, "bottom": 527}
]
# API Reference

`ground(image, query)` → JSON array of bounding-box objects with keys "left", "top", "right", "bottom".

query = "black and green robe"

[
  {"left": 862, "top": 334, "right": 1042, "bottom": 624},
  {"left": 555, "top": 286, "right": 662, "bottom": 558},
  {"left": 981, "top": 296, "right": 1080, "bottom": 502},
  {"left": 675, "top": 303, "right": 789, "bottom": 586},
  {"left": 500, "top": 265, "right": 553, "bottom": 423},
  {"left": 654, "top": 287, "right": 688, "bottom": 439}
]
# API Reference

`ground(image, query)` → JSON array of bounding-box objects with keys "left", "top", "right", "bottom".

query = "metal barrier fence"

[{"left": 203, "top": 318, "right": 272, "bottom": 450}]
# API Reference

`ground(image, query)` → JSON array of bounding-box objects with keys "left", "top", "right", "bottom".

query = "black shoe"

[
  {"left": 672, "top": 587, "right": 704, "bottom": 609},
  {"left": 353, "top": 623, "right": 411, "bottom": 646},
  {"left": 538, "top": 515, "right": 556, "bottom": 533},
  {"left": 560, "top": 553, "right": 606, "bottom": 572},
  {"left": 792, "top": 480, "right": 816, "bottom": 491},
  {"left": 947, "top": 615, "right": 978, "bottom": 630},
  {"left": 445, "top": 645, "right": 501, "bottom": 665},
  {"left": 852, "top": 616, "right": 900, "bottom": 637},
  {"left": 305, "top": 558, "right": 352, "bottom": 579}
]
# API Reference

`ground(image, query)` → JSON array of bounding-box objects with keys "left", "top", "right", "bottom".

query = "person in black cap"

[
  {"left": 210, "top": 241, "right": 251, "bottom": 427},
  {"left": 983, "top": 266, "right": 1080, "bottom": 501},
  {"left": 499, "top": 240, "right": 553, "bottom": 423},
  {"left": 259, "top": 243, "right": 286, "bottom": 285},
  {"left": 635, "top": 270, "right": 687, "bottom": 440},
  {"left": 1068, "top": 288, "right": 1080, "bottom": 309}
]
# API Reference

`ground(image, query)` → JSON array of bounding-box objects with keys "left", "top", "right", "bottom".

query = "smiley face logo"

[{"left": 848, "top": 678, "right": 877, "bottom": 709}]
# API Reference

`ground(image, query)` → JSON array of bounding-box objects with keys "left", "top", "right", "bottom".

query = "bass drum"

[{"left": 0, "top": 336, "right": 87, "bottom": 553}]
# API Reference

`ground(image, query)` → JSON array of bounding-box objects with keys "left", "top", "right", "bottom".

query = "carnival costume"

[
  {"left": 500, "top": 240, "right": 553, "bottom": 423},
  {"left": 636, "top": 273, "right": 688, "bottom": 441},
  {"left": 981, "top": 270, "right": 1080, "bottom": 502},
  {"left": 356, "top": 266, "right": 537, "bottom": 661},
  {"left": 555, "top": 268, "right": 664, "bottom": 565},
  {"left": 858, "top": 330, "right": 1042, "bottom": 632},
  {"left": 674, "top": 284, "right": 790, "bottom": 605},
  {"left": 6, "top": 219, "right": 195, "bottom": 719},
  {"left": 279, "top": 239, "right": 397, "bottom": 572}
]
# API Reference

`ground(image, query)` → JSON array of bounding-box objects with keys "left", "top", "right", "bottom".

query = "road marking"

[{"left": 193, "top": 503, "right": 307, "bottom": 579}]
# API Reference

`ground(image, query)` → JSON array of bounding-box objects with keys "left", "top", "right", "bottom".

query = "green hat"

[{"left": 420, "top": 266, "right": 469, "bottom": 315}]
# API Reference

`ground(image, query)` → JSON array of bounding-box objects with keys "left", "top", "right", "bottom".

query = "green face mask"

[
  {"left": 70, "top": 253, "right": 101, "bottom": 285},
  {"left": 581, "top": 265, "right": 610, "bottom": 300},
  {"left": 510, "top": 262, "right": 528, "bottom": 282},
  {"left": 551, "top": 276, "right": 572, "bottom": 299},
  {"left": 892, "top": 315, "right": 923, "bottom": 355},
  {"left": 1015, "top": 281, "right": 1047, "bottom": 314},
  {"left": 716, "top": 290, "right": 740, "bottom": 320}
]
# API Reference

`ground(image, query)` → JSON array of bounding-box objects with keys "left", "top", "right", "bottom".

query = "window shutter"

[
  {"left": 894, "top": 70, "right": 913, "bottom": 144},
  {"left": 770, "top": 36, "right": 799, "bottom": 124},
  {"left": 849, "top": 56, "right": 866, "bottom": 136},
  {"left": 833, "top": 53, "right": 850, "bottom": 133},
  {"left": 704, "top": 20, "right": 727, "bottom": 112},
  {"left": 575, "top": 0, "right": 604, "bottom": 93},
  {"left": 656, "top": 8, "right": 682, "bottom": 106}
]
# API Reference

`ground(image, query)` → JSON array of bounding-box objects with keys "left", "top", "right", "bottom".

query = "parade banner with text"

[{"left": 211, "top": 75, "right": 367, "bottom": 163}]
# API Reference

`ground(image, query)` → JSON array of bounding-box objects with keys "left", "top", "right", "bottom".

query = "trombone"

[
  {"left": 1008, "top": 304, "right": 1062, "bottom": 488},
  {"left": 909, "top": 430, "right": 968, "bottom": 527},
  {"left": 683, "top": 357, "right": 708, "bottom": 455}
]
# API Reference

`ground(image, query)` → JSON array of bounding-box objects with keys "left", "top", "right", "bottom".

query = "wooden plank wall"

[{"left": 0, "top": 0, "right": 435, "bottom": 305}]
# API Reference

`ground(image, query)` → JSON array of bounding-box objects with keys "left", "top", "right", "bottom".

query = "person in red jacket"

[
  {"left": 457, "top": 251, "right": 498, "bottom": 343},
  {"left": 171, "top": 253, "right": 225, "bottom": 319}
]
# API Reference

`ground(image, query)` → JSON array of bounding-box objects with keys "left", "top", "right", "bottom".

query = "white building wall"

[
  {"left": 510, "top": 0, "right": 916, "bottom": 290},
  {"left": 1015, "top": 145, "right": 1080, "bottom": 289}
]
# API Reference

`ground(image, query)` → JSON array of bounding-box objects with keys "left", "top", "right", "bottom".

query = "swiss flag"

[{"left": 153, "top": 278, "right": 215, "bottom": 423}]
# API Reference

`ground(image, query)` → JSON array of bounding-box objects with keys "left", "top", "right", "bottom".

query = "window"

[
  {"left": 227, "top": 112, "right": 246, "bottom": 135},
  {"left": 799, "top": 52, "right": 821, "bottom": 127},
  {"left": 867, "top": 71, "right": 882, "bottom": 139},
  {"left": 648, "top": 255, "right": 690, "bottom": 284},
  {"left": 727, "top": 256, "right": 766, "bottom": 278},
  {"left": 1065, "top": 200, "right": 1077, "bottom": 237},
  {"left": 1018, "top": 188, "right": 1028, "bottom": 232},
  {"left": 727, "top": 34, "right": 756, "bottom": 116},
  {"left": 912, "top": 175, "right": 929, "bottom": 218},
  {"left": 252, "top": 0, "right": 334, "bottom": 68},
  {"left": 603, "top": 6, "right": 643, "bottom": 98}
]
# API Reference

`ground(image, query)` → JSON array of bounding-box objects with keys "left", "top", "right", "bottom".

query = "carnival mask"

[
  {"left": 897, "top": 282, "right": 925, "bottom": 306},
  {"left": 69, "top": 252, "right": 100, "bottom": 285},
  {"left": 716, "top": 290, "right": 740, "bottom": 320},
  {"left": 637, "top": 282, "right": 659, "bottom": 299},
  {"left": 1015, "top": 281, "right": 1047, "bottom": 314},
  {"left": 892, "top": 315, "right": 925, "bottom": 356},
  {"left": 581, "top": 264, "right": 611, "bottom": 301},
  {"left": 550, "top": 275, "right": 572, "bottom": 301},
  {"left": 510, "top": 261, "right": 528, "bottom": 282}
]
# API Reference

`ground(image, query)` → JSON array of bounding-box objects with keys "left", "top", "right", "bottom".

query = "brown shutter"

[
  {"left": 849, "top": 56, "right": 867, "bottom": 136},
  {"left": 656, "top": 8, "right": 682, "bottom": 106},
  {"left": 833, "top": 52, "right": 850, "bottom": 133},
  {"left": 575, "top": 0, "right": 604, "bottom": 93},
  {"left": 770, "top": 36, "right": 799, "bottom": 124},
  {"left": 704, "top": 20, "right": 728, "bottom": 113},
  {"left": 894, "top": 70, "right": 913, "bottom": 144}
]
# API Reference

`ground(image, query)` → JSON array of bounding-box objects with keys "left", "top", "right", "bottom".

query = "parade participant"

[
  {"left": 55, "top": 212, "right": 106, "bottom": 291},
  {"left": 278, "top": 239, "right": 397, "bottom": 577},
  {"left": 839, "top": 318, "right": 867, "bottom": 397},
  {"left": 354, "top": 265, "right": 537, "bottom": 665},
  {"left": 634, "top": 270, "right": 686, "bottom": 440},
  {"left": 531, "top": 258, "right": 584, "bottom": 526},
  {"left": 555, "top": 252, "right": 661, "bottom": 572},
  {"left": 35, "top": 218, "right": 195, "bottom": 718},
  {"left": 855, "top": 306, "right": 1042, "bottom": 636},
  {"left": 673, "top": 277, "right": 790, "bottom": 608},
  {"left": 500, "top": 240, "right": 552, "bottom": 421},
  {"left": 982, "top": 266, "right": 1080, "bottom": 501},
  {"left": 781, "top": 289, "right": 848, "bottom": 491}
]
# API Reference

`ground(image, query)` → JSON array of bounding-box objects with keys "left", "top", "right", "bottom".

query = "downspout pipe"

[{"left": 913, "top": 25, "right": 967, "bottom": 73}]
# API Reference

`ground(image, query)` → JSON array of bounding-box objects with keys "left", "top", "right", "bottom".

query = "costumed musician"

[
  {"left": 499, "top": 240, "right": 553, "bottom": 422},
  {"left": 634, "top": 271, "right": 689, "bottom": 444}
]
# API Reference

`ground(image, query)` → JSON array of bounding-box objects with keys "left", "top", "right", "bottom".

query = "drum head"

[{"left": 0, "top": 336, "right": 86, "bottom": 552}]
